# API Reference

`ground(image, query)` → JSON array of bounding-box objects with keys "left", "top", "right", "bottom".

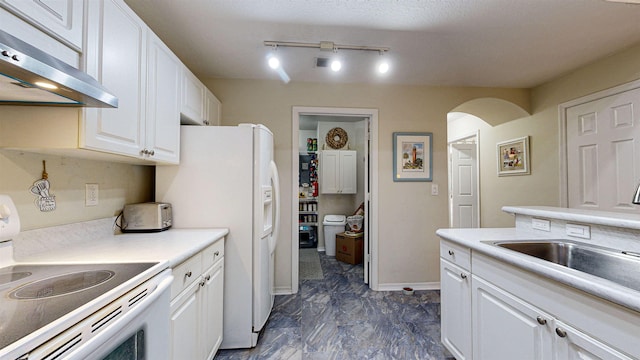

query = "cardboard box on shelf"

[{"left": 335, "top": 232, "right": 364, "bottom": 265}]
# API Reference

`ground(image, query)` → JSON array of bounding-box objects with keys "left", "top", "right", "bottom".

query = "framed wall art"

[
  {"left": 497, "top": 136, "right": 530, "bottom": 176},
  {"left": 393, "top": 132, "right": 433, "bottom": 182}
]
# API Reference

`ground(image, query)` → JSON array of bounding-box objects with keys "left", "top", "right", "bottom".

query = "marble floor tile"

[{"left": 215, "top": 251, "right": 455, "bottom": 360}]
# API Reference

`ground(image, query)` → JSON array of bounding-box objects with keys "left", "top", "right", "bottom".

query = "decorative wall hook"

[{"left": 30, "top": 160, "right": 56, "bottom": 212}]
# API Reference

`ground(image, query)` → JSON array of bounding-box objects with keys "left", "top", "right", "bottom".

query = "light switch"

[{"left": 431, "top": 183, "right": 439, "bottom": 196}]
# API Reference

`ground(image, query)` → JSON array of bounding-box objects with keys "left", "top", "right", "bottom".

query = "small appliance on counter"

[{"left": 121, "top": 202, "right": 172, "bottom": 232}]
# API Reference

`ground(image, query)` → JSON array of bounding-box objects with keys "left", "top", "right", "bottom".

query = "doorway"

[
  {"left": 291, "top": 106, "right": 379, "bottom": 293},
  {"left": 448, "top": 133, "right": 480, "bottom": 228}
]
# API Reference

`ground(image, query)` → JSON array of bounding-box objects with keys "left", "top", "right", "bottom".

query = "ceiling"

[{"left": 124, "top": 0, "right": 640, "bottom": 88}]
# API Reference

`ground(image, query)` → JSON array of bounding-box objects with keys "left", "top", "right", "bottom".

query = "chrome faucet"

[{"left": 633, "top": 182, "right": 640, "bottom": 204}]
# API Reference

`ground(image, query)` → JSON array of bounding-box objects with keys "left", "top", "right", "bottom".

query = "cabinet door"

[
  {"left": 320, "top": 150, "right": 340, "bottom": 193},
  {"left": 83, "top": 0, "right": 146, "bottom": 157},
  {"left": 146, "top": 31, "right": 180, "bottom": 164},
  {"left": 0, "top": 0, "right": 83, "bottom": 50},
  {"left": 205, "top": 89, "right": 221, "bottom": 126},
  {"left": 472, "top": 276, "right": 554, "bottom": 360},
  {"left": 170, "top": 280, "right": 201, "bottom": 360},
  {"left": 440, "top": 260, "right": 472, "bottom": 360},
  {"left": 554, "top": 321, "right": 635, "bottom": 360},
  {"left": 180, "top": 66, "right": 206, "bottom": 125},
  {"left": 340, "top": 150, "right": 357, "bottom": 194},
  {"left": 201, "top": 260, "right": 224, "bottom": 360}
]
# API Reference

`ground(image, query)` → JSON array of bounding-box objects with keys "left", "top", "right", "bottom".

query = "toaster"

[{"left": 122, "top": 202, "right": 172, "bottom": 232}]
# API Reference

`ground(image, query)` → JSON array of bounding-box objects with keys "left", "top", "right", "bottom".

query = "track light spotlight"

[{"left": 331, "top": 60, "right": 342, "bottom": 72}]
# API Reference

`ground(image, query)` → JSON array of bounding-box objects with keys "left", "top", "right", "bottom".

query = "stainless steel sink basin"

[{"left": 487, "top": 240, "right": 640, "bottom": 292}]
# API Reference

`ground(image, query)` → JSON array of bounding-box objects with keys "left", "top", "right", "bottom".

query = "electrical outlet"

[
  {"left": 431, "top": 183, "right": 439, "bottom": 196},
  {"left": 85, "top": 184, "right": 99, "bottom": 206},
  {"left": 532, "top": 218, "right": 550, "bottom": 232},
  {"left": 566, "top": 223, "right": 590, "bottom": 239}
]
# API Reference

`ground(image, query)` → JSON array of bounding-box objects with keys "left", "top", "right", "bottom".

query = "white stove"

[{"left": 0, "top": 195, "right": 173, "bottom": 360}]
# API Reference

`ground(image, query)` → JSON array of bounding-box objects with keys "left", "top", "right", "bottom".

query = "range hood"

[{"left": 0, "top": 29, "right": 118, "bottom": 107}]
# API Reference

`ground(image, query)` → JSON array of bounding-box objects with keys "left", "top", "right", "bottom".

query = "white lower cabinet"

[
  {"left": 472, "top": 276, "right": 554, "bottom": 360},
  {"left": 554, "top": 321, "right": 634, "bottom": 360},
  {"left": 440, "top": 260, "right": 471, "bottom": 360},
  {"left": 439, "top": 240, "right": 640, "bottom": 360},
  {"left": 170, "top": 240, "right": 224, "bottom": 360}
]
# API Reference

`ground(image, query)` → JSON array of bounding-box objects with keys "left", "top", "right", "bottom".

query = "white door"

[
  {"left": 450, "top": 142, "right": 479, "bottom": 228},
  {"left": 554, "top": 321, "right": 634, "bottom": 360},
  {"left": 566, "top": 87, "right": 640, "bottom": 213}
]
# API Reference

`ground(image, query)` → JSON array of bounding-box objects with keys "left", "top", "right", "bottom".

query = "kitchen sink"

[{"left": 486, "top": 240, "right": 640, "bottom": 292}]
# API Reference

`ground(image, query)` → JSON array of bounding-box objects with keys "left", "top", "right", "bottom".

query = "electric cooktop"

[{"left": 0, "top": 262, "right": 156, "bottom": 350}]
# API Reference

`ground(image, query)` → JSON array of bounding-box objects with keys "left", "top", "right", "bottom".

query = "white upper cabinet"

[
  {"left": 83, "top": 0, "right": 147, "bottom": 158},
  {"left": 145, "top": 31, "right": 181, "bottom": 163},
  {"left": 181, "top": 64, "right": 221, "bottom": 126},
  {"left": 83, "top": 0, "right": 179, "bottom": 164},
  {"left": 0, "top": 0, "right": 83, "bottom": 50},
  {"left": 205, "top": 88, "right": 221, "bottom": 126},
  {"left": 320, "top": 150, "right": 357, "bottom": 194},
  {"left": 180, "top": 66, "right": 206, "bottom": 125}
]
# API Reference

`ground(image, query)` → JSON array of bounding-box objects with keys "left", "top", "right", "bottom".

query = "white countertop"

[
  {"left": 436, "top": 227, "right": 640, "bottom": 313},
  {"left": 503, "top": 205, "right": 640, "bottom": 230},
  {"left": 15, "top": 228, "right": 229, "bottom": 267}
]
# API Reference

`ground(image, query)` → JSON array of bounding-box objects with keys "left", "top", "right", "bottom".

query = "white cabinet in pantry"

[
  {"left": 320, "top": 150, "right": 357, "bottom": 194},
  {"left": 170, "top": 239, "right": 225, "bottom": 360},
  {"left": 83, "top": 0, "right": 180, "bottom": 164}
]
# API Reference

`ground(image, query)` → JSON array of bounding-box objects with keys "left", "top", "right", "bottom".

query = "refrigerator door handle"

[{"left": 269, "top": 160, "right": 280, "bottom": 254}]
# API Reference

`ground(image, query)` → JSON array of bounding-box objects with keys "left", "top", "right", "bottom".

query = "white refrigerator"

[{"left": 156, "top": 124, "right": 280, "bottom": 349}]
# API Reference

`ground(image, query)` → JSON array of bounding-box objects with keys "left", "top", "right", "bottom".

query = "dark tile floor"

[{"left": 215, "top": 252, "right": 455, "bottom": 360}]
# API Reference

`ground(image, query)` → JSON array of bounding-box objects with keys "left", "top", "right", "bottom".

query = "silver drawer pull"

[
  {"left": 185, "top": 271, "right": 192, "bottom": 278},
  {"left": 460, "top": 273, "right": 467, "bottom": 279},
  {"left": 214, "top": 251, "right": 220, "bottom": 256},
  {"left": 555, "top": 327, "right": 567, "bottom": 338},
  {"left": 536, "top": 316, "right": 547, "bottom": 325},
  {"left": 448, "top": 250, "right": 454, "bottom": 256}
]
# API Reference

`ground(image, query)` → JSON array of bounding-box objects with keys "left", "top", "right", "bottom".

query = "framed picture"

[
  {"left": 497, "top": 136, "right": 530, "bottom": 176},
  {"left": 393, "top": 132, "right": 433, "bottom": 182}
]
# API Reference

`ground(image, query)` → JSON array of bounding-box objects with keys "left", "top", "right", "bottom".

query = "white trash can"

[{"left": 323, "top": 215, "right": 346, "bottom": 256}]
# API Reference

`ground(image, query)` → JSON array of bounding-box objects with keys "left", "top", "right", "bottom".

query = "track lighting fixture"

[{"left": 266, "top": 46, "right": 290, "bottom": 83}]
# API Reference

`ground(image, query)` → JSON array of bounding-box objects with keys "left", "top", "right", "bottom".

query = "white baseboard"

[
  {"left": 274, "top": 286, "right": 294, "bottom": 295},
  {"left": 375, "top": 282, "right": 441, "bottom": 292},
  {"left": 317, "top": 246, "right": 325, "bottom": 252}
]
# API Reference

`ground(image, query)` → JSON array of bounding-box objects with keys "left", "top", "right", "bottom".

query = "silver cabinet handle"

[
  {"left": 185, "top": 271, "right": 192, "bottom": 278},
  {"left": 460, "top": 273, "right": 467, "bottom": 279},
  {"left": 448, "top": 250, "right": 454, "bottom": 256},
  {"left": 206, "top": 275, "right": 211, "bottom": 281},
  {"left": 555, "top": 327, "right": 567, "bottom": 338},
  {"left": 214, "top": 251, "right": 220, "bottom": 256},
  {"left": 536, "top": 316, "right": 547, "bottom": 325},
  {"left": 200, "top": 279, "right": 206, "bottom": 287}
]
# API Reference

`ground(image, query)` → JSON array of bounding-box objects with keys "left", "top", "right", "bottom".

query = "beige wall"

[
  {"left": 1, "top": 39, "right": 637, "bottom": 291},
  {"left": 204, "top": 79, "right": 529, "bottom": 289},
  {"left": 0, "top": 149, "right": 154, "bottom": 231}
]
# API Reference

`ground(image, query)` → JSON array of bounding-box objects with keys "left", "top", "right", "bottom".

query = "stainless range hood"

[{"left": 0, "top": 29, "right": 118, "bottom": 107}]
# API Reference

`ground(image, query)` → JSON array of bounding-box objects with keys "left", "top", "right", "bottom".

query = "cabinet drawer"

[
  {"left": 440, "top": 239, "right": 471, "bottom": 271},
  {"left": 171, "top": 254, "right": 203, "bottom": 299},
  {"left": 202, "top": 240, "right": 224, "bottom": 269}
]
